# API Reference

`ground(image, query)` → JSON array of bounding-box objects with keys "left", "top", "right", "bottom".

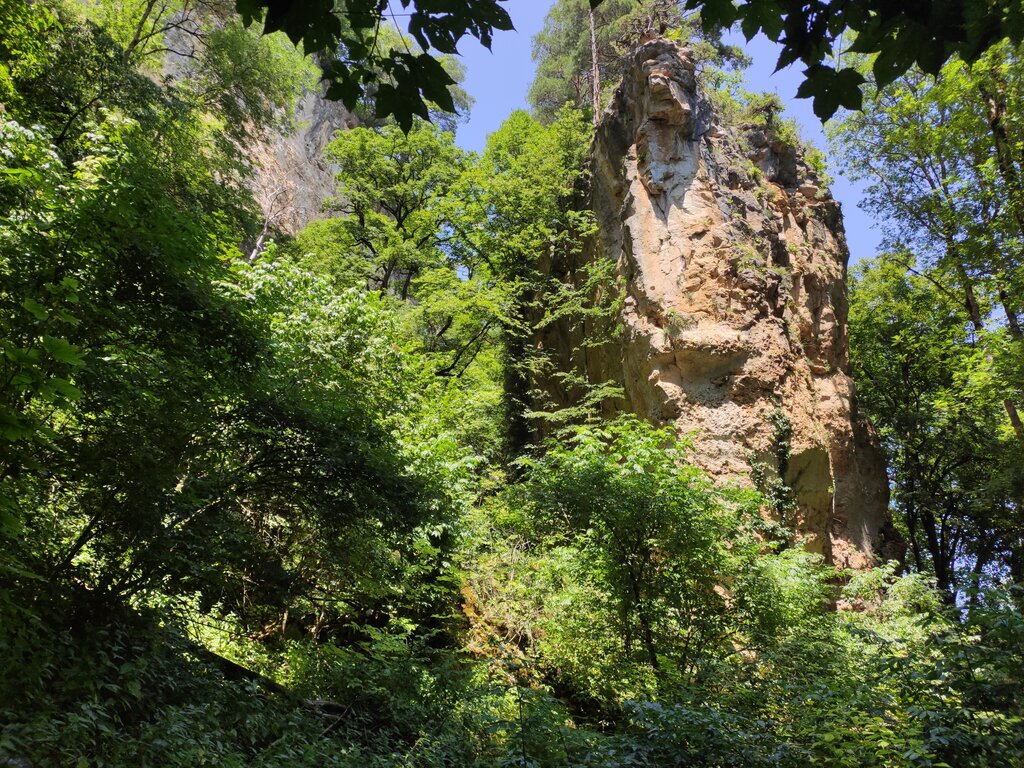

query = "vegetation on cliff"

[{"left": 0, "top": 1, "right": 1021, "bottom": 766}]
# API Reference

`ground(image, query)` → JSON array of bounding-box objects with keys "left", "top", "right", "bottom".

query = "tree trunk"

[
  {"left": 904, "top": 473, "right": 925, "bottom": 573},
  {"left": 968, "top": 540, "right": 991, "bottom": 611},
  {"left": 979, "top": 63, "right": 1024, "bottom": 239},
  {"left": 626, "top": 568, "right": 659, "bottom": 672},
  {"left": 976, "top": 63, "right": 1024, "bottom": 440},
  {"left": 400, "top": 266, "right": 416, "bottom": 301},
  {"left": 920, "top": 506, "right": 951, "bottom": 596},
  {"left": 588, "top": 7, "right": 601, "bottom": 125},
  {"left": 502, "top": 308, "right": 533, "bottom": 460},
  {"left": 957, "top": 263, "right": 1024, "bottom": 441},
  {"left": 1000, "top": 289, "right": 1023, "bottom": 340}
]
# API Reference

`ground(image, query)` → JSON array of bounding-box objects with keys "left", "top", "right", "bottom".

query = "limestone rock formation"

[
  {"left": 560, "top": 39, "right": 896, "bottom": 568},
  {"left": 161, "top": 20, "right": 355, "bottom": 237},
  {"left": 249, "top": 86, "right": 357, "bottom": 235}
]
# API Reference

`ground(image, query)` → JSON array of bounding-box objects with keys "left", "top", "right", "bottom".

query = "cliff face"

[
  {"left": 249, "top": 86, "right": 358, "bottom": 235},
  {"left": 162, "top": 20, "right": 355, "bottom": 236},
  {"left": 564, "top": 40, "right": 895, "bottom": 568}
]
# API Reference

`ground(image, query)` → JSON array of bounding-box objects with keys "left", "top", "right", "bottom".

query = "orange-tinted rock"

[{"left": 546, "top": 39, "right": 896, "bottom": 568}]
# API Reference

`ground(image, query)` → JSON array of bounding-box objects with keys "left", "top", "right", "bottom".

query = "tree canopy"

[
  {"left": 231, "top": 0, "right": 512, "bottom": 130},
  {"left": 232, "top": 0, "right": 1024, "bottom": 123},
  {"left": 690, "top": 0, "right": 1024, "bottom": 118},
  {"left": 529, "top": 0, "right": 748, "bottom": 124},
  {"left": 834, "top": 40, "right": 1024, "bottom": 593}
]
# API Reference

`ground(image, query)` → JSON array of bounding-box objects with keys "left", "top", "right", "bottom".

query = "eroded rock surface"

[
  {"left": 556, "top": 39, "right": 896, "bottom": 568},
  {"left": 162, "top": 23, "right": 355, "bottom": 236},
  {"left": 249, "top": 86, "right": 357, "bottom": 235}
]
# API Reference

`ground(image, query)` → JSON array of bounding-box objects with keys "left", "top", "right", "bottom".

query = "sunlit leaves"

[
  {"left": 511, "top": 415, "right": 753, "bottom": 688},
  {"left": 322, "top": 120, "right": 470, "bottom": 296},
  {"left": 236, "top": 0, "right": 511, "bottom": 129},
  {"left": 686, "top": 0, "right": 1024, "bottom": 119},
  {"left": 796, "top": 64, "right": 866, "bottom": 119}
]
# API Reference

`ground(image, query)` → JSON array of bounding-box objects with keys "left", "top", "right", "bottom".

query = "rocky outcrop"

[
  {"left": 161, "top": 17, "right": 355, "bottom": 236},
  {"left": 550, "top": 39, "right": 896, "bottom": 568},
  {"left": 249, "top": 85, "right": 357, "bottom": 235}
]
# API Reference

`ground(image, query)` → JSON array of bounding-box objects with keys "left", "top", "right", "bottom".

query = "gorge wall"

[
  {"left": 249, "top": 84, "right": 357, "bottom": 235},
  {"left": 162, "top": 18, "right": 355, "bottom": 237},
  {"left": 548, "top": 39, "right": 897, "bottom": 568}
]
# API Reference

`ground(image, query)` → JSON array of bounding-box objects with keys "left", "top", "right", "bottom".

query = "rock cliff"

[
  {"left": 161, "top": 19, "right": 355, "bottom": 237},
  {"left": 551, "top": 39, "right": 896, "bottom": 568},
  {"left": 249, "top": 85, "right": 357, "bottom": 235}
]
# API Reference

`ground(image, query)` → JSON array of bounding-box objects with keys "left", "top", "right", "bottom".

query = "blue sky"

[{"left": 450, "top": 5, "right": 881, "bottom": 265}]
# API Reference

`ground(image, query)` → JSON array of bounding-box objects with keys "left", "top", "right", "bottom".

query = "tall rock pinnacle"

[{"left": 548, "top": 39, "right": 898, "bottom": 568}]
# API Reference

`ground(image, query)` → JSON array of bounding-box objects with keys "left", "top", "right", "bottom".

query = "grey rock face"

[{"left": 249, "top": 85, "right": 358, "bottom": 235}]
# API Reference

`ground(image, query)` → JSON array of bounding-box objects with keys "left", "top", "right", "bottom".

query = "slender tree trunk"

[
  {"left": 502, "top": 295, "right": 534, "bottom": 460},
  {"left": 976, "top": 62, "right": 1024, "bottom": 438},
  {"left": 979, "top": 61, "right": 1024, "bottom": 239},
  {"left": 400, "top": 266, "right": 416, "bottom": 301},
  {"left": 904, "top": 473, "right": 925, "bottom": 573},
  {"left": 968, "top": 540, "right": 991, "bottom": 611},
  {"left": 379, "top": 259, "right": 396, "bottom": 293},
  {"left": 920, "top": 506, "right": 950, "bottom": 595},
  {"left": 1004, "top": 399, "right": 1024, "bottom": 440},
  {"left": 997, "top": 293, "right": 1024, "bottom": 437},
  {"left": 959, "top": 266, "right": 985, "bottom": 330},
  {"left": 957, "top": 263, "right": 1024, "bottom": 441},
  {"left": 1010, "top": 538, "right": 1024, "bottom": 587},
  {"left": 640, "top": 610, "right": 659, "bottom": 672},
  {"left": 627, "top": 568, "right": 659, "bottom": 672},
  {"left": 588, "top": 7, "right": 601, "bottom": 125},
  {"left": 1000, "top": 289, "right": 1023, "bottom": 339},
  {"left": 124, "top": 0, "right": 162, "bottom": 59}
]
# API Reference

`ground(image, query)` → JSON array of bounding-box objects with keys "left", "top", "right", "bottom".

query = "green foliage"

[
  {"left": 473, "top": 418, "right": 835, "bottom": 713},
  {"left": 2, "top": 4, "right": 1024, "bottom": 768},
  {"left": 0, "top": 614, "right": 493, "bottom": 767},
  {"left": 191, "top": 17, "right": 318, "bottom": 141},
  {"left": 690, "top": 0, "right": 1024, "bottom": 119},
  {"left": 745, "top": 91, "right": 785, "bottom": 125},
  {"left": 529, "top": 0, "right": 638, "bottom": 122},
  {"left": 232, "top": 0, "right": 510, "bottom": 131},
  {"left": 322, "top": 121, "right": 472, "bottom": 298},
  {"left": 337, "top": 24, "right": 474, "bottom": 134},
  {"left": 803, "top": 145, "right": 832, "bottom": 185},
  {"left": 282, "top": 217, "right": 363, "bottom": 287},
  {"left": 743, "top": 92, "right": 802, "bottom": 152},
  {"left": 475, "top": 107, "right": 595, "bottom": 284},
  {"left": 302, "top": 104, "right": 617, "bottom": 459},
  {"left": 509, "top": 416, "right": 753, "bottom": 692},
  {"left": 472, "top": 106, "right": 623, "bottom": 450},
  {"left": 0, "top": 0, "right": 467, "bottom": 650},
  {"left": 833, "top": 44, "right": 1024, "bottom": 589},
  {"left": 848, "top": 257, "right": 1023, "bottom": 595},
  {"left": 295, "top": 119, "right": 509, "bottom": 469},
  {"left": 0, "top": 0, "right": 56, "bottom": 110},
  {"left": 529, "top": 0, "right": 747, "bottom": 124},
  {"left": 465, "top": 418, "right": 1024, "bottom": 766},
  {"left": 219, "top": 0, "right": 1024, "bottom": 125}
]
